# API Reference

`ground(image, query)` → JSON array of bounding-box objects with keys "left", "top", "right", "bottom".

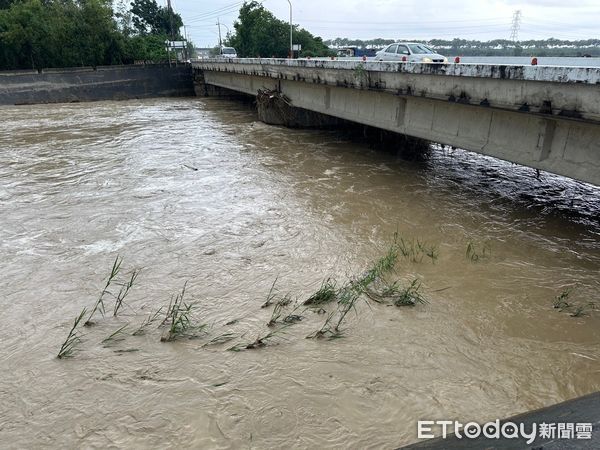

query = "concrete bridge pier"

[
  {"left": 195, "top": 69, "right": 342, "bottom": 127},
  {"left": 255, "top": 89, "right": 343, "bottom": 128}
]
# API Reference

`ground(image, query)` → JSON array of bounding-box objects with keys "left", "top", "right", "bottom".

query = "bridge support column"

[{"left": 256, "top": 89, "right": 342, "bottom": 128}]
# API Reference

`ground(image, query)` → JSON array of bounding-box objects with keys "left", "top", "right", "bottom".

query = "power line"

[
  {"left": 297, "top": 17, "right": 507, "bottom": 26},
  {"left": 185, "top": 2, "right": 243, "bottom": 23},
  {"left": 305, "top": 25, "right": 511, "bottom": 34},
  {"left": 186, "top": 1, "right": 242, "bottom": 18},
  {"left": 518, "top": 28, "right": 600, "bottom": 40}
]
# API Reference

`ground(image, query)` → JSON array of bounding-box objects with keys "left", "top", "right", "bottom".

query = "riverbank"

[{"left": 0, "top": 64, "right": 194, "bottom": 106}]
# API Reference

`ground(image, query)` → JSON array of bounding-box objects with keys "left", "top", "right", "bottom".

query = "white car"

[
  {"left": 375, "top": 42, "right": 447, "bottom": 63},
  {"left": 219, "top": 47, "right": 238, "bottom": 58}
]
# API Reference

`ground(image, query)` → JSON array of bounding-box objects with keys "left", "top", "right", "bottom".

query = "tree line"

[
  {"left": 0, "top": 0, "right": 185, "bottom": 71},
  {"left": 225, "top": 1, "right": 332, "bottom": 58},
  {"left": 3, "top": 0, "right": 597, "bottom": 71},
  {"left": 325, "top": 37, "right": 600, "bottom": 57}
]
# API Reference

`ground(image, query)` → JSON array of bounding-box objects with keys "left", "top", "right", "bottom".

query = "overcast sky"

[{"left": 171, "top": 0, "right": 600, "bottom": 48}]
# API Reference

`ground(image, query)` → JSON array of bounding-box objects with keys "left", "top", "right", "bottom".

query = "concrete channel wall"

[
  {"left": 0, "top": 64, "right": 194, "bottom": 106},
  {"left": 194, "top": 59, "right": 600, "bottom": 186}
]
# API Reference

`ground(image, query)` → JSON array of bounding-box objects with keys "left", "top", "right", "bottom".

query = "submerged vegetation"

[
  {"left": 366, "top": 278, "right": 427, "bottom": 306},
  {"left": 304, "top": 238, "right": 428, "bottom": 340},
  {"left": 392, "top": 279, "right": 427, "bottom": 307},
  {"left": 304, "top": 278, "right": 337, "bottom": 306},
  {"left": 261, "top": 276, "right": 279, "bottom": 308},
  {"left": 397, "top": 237, "right": 439, "bottom": 264},
  {"left": 553, "top": 288, "right": 572, "bottom": 310},
  {"left": 228, "top": 326, "right": 290, "bottom": 352},
  {"left": 57, "top": 232, "right": 593, "bottom": 359},
  {"left": 86, "top": 255, "right": 122, "bottom": 326},
  {"left": 114, "top": 269, "right": 140, "bottom": 317},
  {"left": 160, "top": 282, "right": 207, "bottom": 341},
  {"left": 57, "top": 308, "right": 87, "bottom": 358},
  {"left": 304, "top": 251, "right": 398, "bottom": 340},
  {"left": 56, "top": 236, "right": 434, "bottom": 358},
  {"left": 466, "top": 241, "right": 491, "bottom": 262},
  {"left": 101, "top": 324, "right": 129, "bottom": 347},
  {"left": 132, "top": 307, "right": 163, "bottom": 336},
  {"left": 552, "top": 288, "right": 597, "bottom": 318}
]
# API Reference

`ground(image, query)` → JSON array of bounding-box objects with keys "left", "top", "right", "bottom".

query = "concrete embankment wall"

[{"left": 0, "top": 64, "right": 194, "bottom": 106}]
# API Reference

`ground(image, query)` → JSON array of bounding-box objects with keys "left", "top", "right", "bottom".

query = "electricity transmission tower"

[{"left": 509, "top": 10, "right": 522, "bottom": 42}]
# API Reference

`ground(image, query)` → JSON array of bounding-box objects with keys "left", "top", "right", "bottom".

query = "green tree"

[
  {"left": 115, "top": 0, "right": 134, "bottom": 37},
  {"left": 226, "top": 1, "right": 331, "bottom": 58},
  {"left": 0, "top": 0, "right": 127, "bottom": 69},
  {"left": 131, "top": 0, "right": 159, "bottom": 34},
  {"left": 130, "top": 0, "right": 182, "bottom": 38},
  {"left": 124, "top": 33, "right": 169, "bottom": 61},
  {"left": 0, "top": 0, "right": 17, "bottom": 9},
  {"left": 0, "top": 0, "right": 193, "bottom": 70},
  {"left": 0, "top": 0, "right": 53, "bottom": 69}
]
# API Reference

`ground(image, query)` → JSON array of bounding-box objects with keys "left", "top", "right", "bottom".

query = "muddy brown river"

[{"left": 1, "top": 98, "right": 599, "bottom": 448}]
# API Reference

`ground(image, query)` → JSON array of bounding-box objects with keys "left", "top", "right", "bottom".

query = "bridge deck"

[{"left": 196, "top": 58, "right": 600, "bottom": 85}]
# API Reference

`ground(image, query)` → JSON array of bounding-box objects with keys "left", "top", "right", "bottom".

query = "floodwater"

[{"left": 0, "top": 98, "right": 599, "bottom": 448}]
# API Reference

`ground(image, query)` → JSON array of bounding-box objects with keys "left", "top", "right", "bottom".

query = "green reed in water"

[
  {"left": 466, "top": 241, "right": 491, "bottom": 262},
  {"left": 308, "top": 242, "right": 400, "bottom": 339},
  {"left": 113, "top": 268, "right": 140, "bottom": 317},
  {"left": 56, "top": 234, "right": 438, "bottom": 357},
  {"left": 392, "top": 279, "right": 427, "bottom": 306},
  {"left": 86, "top": 256, "right": 122, "bottom": 326},
  {"left": 160, "top": 282, "right": 207, "bottom": 341},
  {"left": 267, "top": 295, "right": 293, "bottom": 327},
  {"left": 261, "top": 276, "right": 279, "bottom": 308},
  {"left": 132, "top": 307, "right": 164, "bottom": 336},
  {"left": 57, "top": 308, "right": 87, "bottom": 358},
  {"left": 553, "top": 288, "right": 572, "bottom": 310},
  {"left": 304, "top": 278, "right": 337, "bottom": 306},
  {"left": 101, "top": 324, "right": 129, "bottom": 347},
  {"left": 397, "top": 236, "right": 439, "bottom": 263},
  {"left": 202, "top": 332, "right": 239, "bottom": 348},
  {"left": 228, "top": 325, "right": 290, "bottom": 352}
]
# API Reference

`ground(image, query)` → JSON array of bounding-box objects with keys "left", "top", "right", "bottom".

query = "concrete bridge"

[{"left": 193, "top": 59, "right": 600, "bottom": 186}]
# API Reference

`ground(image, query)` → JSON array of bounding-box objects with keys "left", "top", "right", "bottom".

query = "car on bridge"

[
  {"left": 218, "top": 47, "right": 238, "bottom": 58},
  {"left": 375, "top": 42, "right": 447, "bottom": 63}
]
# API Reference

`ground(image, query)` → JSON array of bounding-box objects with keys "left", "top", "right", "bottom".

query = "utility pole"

[
  {"left": 286, "top": 0, "right": 292, "bottom": 58},
  {"left": 166, "top": 0, "right": 175, "bottom": 40},
  {"left": 509, "top": 10, "right": 522, "bottom": 43},
  {"left": 183, "top": 23, "right": 188, "bottom": 61},
  {"left": 217, "top": 18, "right": 223, "bottom": 55},
  {"left": 166, "top": 0, "right": 175, "bottom": 63}
]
